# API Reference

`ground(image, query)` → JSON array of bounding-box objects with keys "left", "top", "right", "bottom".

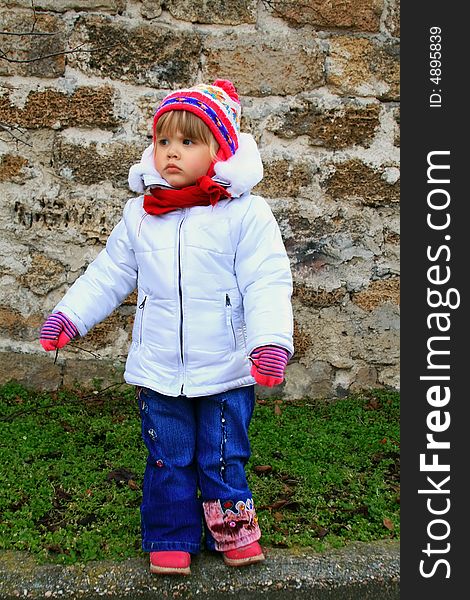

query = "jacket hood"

[{"left": 128, "top": 132, "right": 263, "bottom": 198}]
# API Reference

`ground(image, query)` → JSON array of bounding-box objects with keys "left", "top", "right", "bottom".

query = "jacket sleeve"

[
  {"left": 53, "top": 201, "right": 138, "bottom": 337},
  {"left": 234, "top": 196, "right": 294, "bottom": 357}
]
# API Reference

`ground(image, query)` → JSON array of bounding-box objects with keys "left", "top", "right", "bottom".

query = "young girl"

[{"left": 39, "top": 80, "right": 294, "bottom": 576}]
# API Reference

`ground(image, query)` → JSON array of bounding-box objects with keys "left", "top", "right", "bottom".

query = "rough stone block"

[
  {"left": 267, "top": 100, "right": 380, "bottom": 149},
  {"left": 350, "top": 366, "right": 379, "bottom": 391},
  {"left": 203, "top": 33, "right": 324, "bottom": 96},
  {"left": 166, "top": 0, "right": 256, "bottom": 24},
  {"left": 323, "top": 159, "right": 399, "bottom": 206},
  {"left": 313, "top": 202, "right": 387, "bottom": 260},
  {"left": 268, "top": 0, "right": 383, "bottom": 32},
  {"left": 0, "top": 0, "right": 125, "bottom": 10},
  {"left": 393, "top": 107, "right": 400, "bottom": 146},
  {"left": 0, "top": 154, "right": 29, "bottom": 182},
  {"left": 61, "top": 357, "right": 125, "bottom": 390},
  {"left": 384, "top": 0, "right": 400, "bottom": 37},
  {"left": 326, "top": 37, "right": 399, "bottom": 101},
  {"left": 52, "top": 138, "right": 142, "bottom": 185},
  {"left": 0, "top": 351, "right": 62, "bottom": 390},
  {"left": 140, "top": 0, "right": 163, "bottom": 19},
  {"left": 12, "top": 190, "right": 125, "bottom": 243},
  {"left": 352, "top": 277, "right": 400, "bottom": 311},
  {"left": 273, "top": 202, "right": 343, "bottom": 269},
  {"left": 133, "top": 93, "right": 165, "bottom": 138},
  {"left": 292, "top": 319, "right": 312, "bottom": 359},
  {"left": 0, "top": 306, "right": 42, "bottom": 342},
  {"left": 0, "top": 87, "right": 117, "bottom": 130},
  {"left": 69, "top": 15, "right": 202, "bottom": 87},
  {"left": 282, "top": 196, "right": 388, "bottom": 290},
  {"left": 19, "top": 252, "right": 68, "bottom": 296},
  {"left": 293, "top": 284, "right": 347, "bottom": 308},
  {"left": 354, "top": 313, "right": 399, "bottom": 367},
  {"left": 0, "top": 10, "right": 66, "bottom": 78},
  {"left": 254, "top": 159, "right": 312, "bottom": 198},
  {"left": 123, "top": 290, "right": 138, "bottom": 306},
  {"left": 377, "top": 365, "right": 399, "bottom": 389},
  {"left": 309, "top": 307, "right": 354, "bottom": 369},
  {"left": 283, "top": 361, "right": 334, "bottom": 400},
  {"left": 76, "top": 308, "right": 132, "bottom": 351}
]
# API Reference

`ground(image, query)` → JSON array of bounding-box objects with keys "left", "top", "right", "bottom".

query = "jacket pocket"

[
  {"left": 225, "top": 293, "right": 236, "bottom": 351},
  {"left": 138, "top": 295, "right": 147, "bottom": 344}
]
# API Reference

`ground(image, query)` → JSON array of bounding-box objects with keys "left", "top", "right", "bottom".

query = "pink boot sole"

[
  {"left": 149, "top": 551, "right": 191, "bottom": 576},
  {"left": 223, "top": 541, "right": 266, "bottom": 567}
]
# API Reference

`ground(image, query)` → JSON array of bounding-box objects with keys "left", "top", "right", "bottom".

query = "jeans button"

[{"left": 155, "top": 459, "right": 164, "bottom": 468}]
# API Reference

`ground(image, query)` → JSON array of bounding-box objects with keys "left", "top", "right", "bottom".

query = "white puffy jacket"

[{"left": 54, "top": 134, "right": 294, "bottom": 397}]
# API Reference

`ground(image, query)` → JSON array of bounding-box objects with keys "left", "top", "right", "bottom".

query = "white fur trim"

[
  {"left": 128, "top": 144, "right": 167, "bottom": 193},
  {"left": 214, "top": 133, "right": 263, "bottom": 197}
]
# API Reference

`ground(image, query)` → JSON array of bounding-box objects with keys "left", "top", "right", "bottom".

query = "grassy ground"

[{"left": 0, "top": 381, "right": 399, "bottom": 565}]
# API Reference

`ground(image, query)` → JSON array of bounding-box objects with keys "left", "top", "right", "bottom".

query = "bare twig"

[
  {"left": 68, "top": 343, "right": 102, "bottom": 360},
  {"left": 49, "top": 343, "right": 103, "bottom": 361},
  {"left": 0, "top": 0, "right": 50, "bottom": 37},
  {"left": 0, "top": 41, "right": 121, "bottom": 65},
  {"left": 262, "top": 0, "right": 323, "bottom": 18},
  {"left": 0, "top": 0, "right": 121, "bottom": 150},
  {"left": 0, "top": 0, "right": 121, "bottom": 65},
  {"left": 0, "top": 30, "right": 58, "bottom": 37},
  {"left": 30, "top": 0, "right": 38, "bottom": 33},
  {"left": 0, "top": 381, "right": 127, "bottom": 423},
  {"left": 0, "top": 122, "right": 32, "bottom": 147}
]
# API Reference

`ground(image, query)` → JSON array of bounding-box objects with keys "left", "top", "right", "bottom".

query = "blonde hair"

[{"left": 154, "top": 111, "right": 219, "bottom": 160}]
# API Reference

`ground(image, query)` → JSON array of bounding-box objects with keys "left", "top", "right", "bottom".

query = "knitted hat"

[{"left": 153, "top": 79, "right": 241, "bottom": 161}]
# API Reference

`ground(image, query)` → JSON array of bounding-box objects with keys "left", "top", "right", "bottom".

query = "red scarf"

[{"left": 143, "top": 176, "right": 231, "bottom": 216}]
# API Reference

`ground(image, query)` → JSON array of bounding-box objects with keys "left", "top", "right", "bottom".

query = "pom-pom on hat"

[{"left": 153, "top": 79, "right": 241, "bottom": 162}]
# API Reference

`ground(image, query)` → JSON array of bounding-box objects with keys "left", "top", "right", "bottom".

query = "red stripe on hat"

[
  {"left": 155, "top": 89, "right": 239, "bottom": 159},
  {"left": 159, "top": 90, "right": 239, "bottom": 143}
]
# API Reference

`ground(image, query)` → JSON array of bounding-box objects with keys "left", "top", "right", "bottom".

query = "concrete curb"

[{"left": 0, "top": 541, "right": 399, "bottom": 599}]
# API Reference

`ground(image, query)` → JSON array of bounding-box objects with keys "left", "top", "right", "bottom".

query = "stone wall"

[{"left": 0, "top": 0, "right": 400, "bottom": 398}]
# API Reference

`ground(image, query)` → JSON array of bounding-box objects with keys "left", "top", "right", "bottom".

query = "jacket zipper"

[
  {"left": 138, "top": 295, "right": 147, "bottom": 344},
  {"left": 178, "top": 215, "right": 186, "bottom": 394},
  {"left": 225, "top": 293, "right": 236, "bottom": 350}
]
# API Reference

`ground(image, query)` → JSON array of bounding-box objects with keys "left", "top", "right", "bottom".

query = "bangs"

[{"left": 155, "top": 111, "right": 218, "bottom": 154}]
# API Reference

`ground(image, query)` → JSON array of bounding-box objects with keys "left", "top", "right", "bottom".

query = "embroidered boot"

[
  {"left": 149, "top": 551, "right": 191, "bottom": 575},
  {"left": 223, "top": 541, "right": 265, "bottom": 567}
]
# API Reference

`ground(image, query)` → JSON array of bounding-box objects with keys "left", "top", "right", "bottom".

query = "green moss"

[{"left": 0, "top": 382, "right": 399, "bottom": 564}]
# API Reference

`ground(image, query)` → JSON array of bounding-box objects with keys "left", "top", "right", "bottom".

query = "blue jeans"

[{"left": 137, "top": 385, "right": 261, "bottom": 554}]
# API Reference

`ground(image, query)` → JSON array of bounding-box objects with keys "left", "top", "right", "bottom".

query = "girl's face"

[{"left": 154, "top": 131, "right": 214, "bottom": 189}]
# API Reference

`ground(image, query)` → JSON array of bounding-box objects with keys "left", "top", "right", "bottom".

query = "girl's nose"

[{"left": 167, "top": 144, "right": 179, "bottom": 158}]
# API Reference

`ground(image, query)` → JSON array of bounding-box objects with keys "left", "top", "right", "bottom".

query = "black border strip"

[{"left": 401, "top": 4, "right": 468, "bottom": 597}]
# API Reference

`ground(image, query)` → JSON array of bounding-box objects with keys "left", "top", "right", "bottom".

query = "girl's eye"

[
  {"left": 182, "top": 139, "right": 193, "bottom": 146},
  {"left": 157, "top": 138, "right": 168, "bottom": 146}
]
